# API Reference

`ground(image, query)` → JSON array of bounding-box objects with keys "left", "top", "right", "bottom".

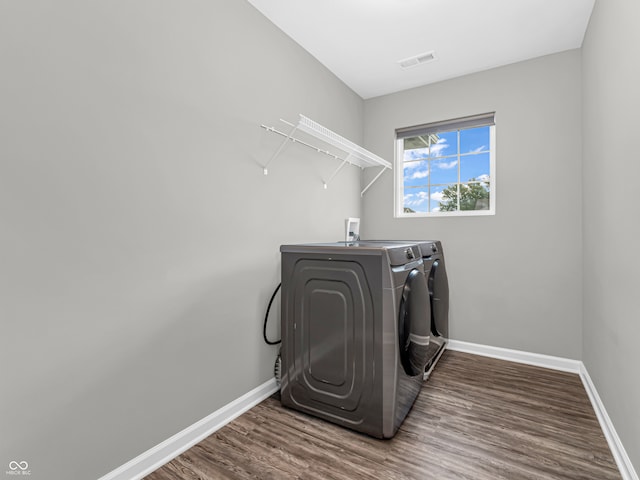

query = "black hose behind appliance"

[
  {"left": 263, "top": 283, "right": 282, "bottom": 386},
  {"left": 263, "top": 283, "right": 281, "bottom": 346}
]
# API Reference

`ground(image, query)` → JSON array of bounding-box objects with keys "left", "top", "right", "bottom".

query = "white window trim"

[{"left": 394, "top": 123, "right": 496, "bottom": 218}]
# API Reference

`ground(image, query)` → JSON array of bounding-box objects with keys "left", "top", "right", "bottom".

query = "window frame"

[{"left": 394, "top": 113, "right": 496, "bottom": 218}]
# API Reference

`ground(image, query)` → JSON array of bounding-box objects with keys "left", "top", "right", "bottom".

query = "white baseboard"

[
  {"left": 447, "top": 339, "right": 638, "bottom": 480},
  {"left": 580, "top": 365, "right": 639, "bottom": 480},
  {"left": 447, "top": 339, "right": 582, "bottom": 373},
  {"left": 98, "top": 378, "right": 279, "bottom": 480}
]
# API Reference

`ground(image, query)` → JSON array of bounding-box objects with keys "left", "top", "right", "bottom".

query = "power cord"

[{"left": 263, "top": 283, "right": 281, "bottom": 345}]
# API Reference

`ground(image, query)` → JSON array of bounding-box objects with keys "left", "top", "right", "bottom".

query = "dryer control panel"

[{"left": 387, "top": 244, "right": 420, "bottom": 266}]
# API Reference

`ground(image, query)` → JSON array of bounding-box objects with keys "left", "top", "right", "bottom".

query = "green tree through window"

[{"left": 439, "top": 179, "right": 490, "bottom": 211}]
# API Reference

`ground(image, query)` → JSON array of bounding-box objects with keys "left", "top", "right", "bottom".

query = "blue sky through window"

[{"left": 402, "top": 125, "right": 491, "bottom": 213}]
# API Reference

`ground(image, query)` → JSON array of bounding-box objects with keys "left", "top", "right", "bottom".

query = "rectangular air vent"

[{"left": 398, "top": 50, "right": 436, "bottom": 69}]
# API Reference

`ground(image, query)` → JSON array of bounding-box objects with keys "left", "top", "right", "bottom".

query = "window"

[{"left": 395, "top": 113, "right": 495, "bottom": 217}]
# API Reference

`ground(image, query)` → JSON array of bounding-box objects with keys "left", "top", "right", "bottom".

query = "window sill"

[{"left": 395, "top": 209, "right": 495, "bottom": 219}]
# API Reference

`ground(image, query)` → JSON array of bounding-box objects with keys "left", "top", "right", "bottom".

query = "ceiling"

[{"left": 246, "top": 0, "right": 595, "bottom": 99}]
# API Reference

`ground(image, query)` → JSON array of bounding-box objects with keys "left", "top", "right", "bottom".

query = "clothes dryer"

[
  {"left": 362, "top": 240, "right": 449, "bottom": 379},
  {"left": 279, "top": 241, "right": 431, "bottom": 438},
  {"left": 414, "top": 241, "right": 449, "bottom": 379}
]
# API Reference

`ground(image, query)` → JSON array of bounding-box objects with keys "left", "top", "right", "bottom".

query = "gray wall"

[
  {"left": 582, "top": 0, "right": 640, "bottom": 471},
  {"left": 362, "top": 50, "right": 583, "bottom": 360},
  {"left": 0, "top": 1, "right": 363, "bottom": 479}
]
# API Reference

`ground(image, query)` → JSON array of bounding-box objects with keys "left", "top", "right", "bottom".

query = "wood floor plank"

[{"left": 145, "top": 351, "right": 621, "bottom": 480}]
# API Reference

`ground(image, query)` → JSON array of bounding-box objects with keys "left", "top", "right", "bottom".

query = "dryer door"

[
  {"left": 398, "top": 269, "right": 431, "bottom": 376},
  {"left": 428, "top": 259, "right": 449, "bottom": 338}
]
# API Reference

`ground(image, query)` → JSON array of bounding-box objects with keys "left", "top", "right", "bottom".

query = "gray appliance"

[
  {"left": 279, "top": 241, "right": 431, "bottom": 439},
  {"left": 361, "top": 240, "right": 450, "bottom": 379},
  {"left": 415, "top": 240, "right": 449, "bottom": 379}
]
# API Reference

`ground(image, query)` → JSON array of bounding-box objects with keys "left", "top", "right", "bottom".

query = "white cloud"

[
  {"left": 468, "top": 146, "right": 486, "bottom": 154},
  {"left": 404, "top": 191, "right": 428, "bottom": 207},
  {"left": 404, "top": 163, "right": 428, "bottom": 181},
  {"left": 436, "top": 159, "right": 458, "bottom": 170},
  {"left": 476, "top": 173, "right": 490, "bottom": 182},
  {"left": 404, "top": 148, "right": 428, "bottom": 162},
  {"left": 430, "top": 138, "right": 449, "bottom": 157},
  {"left": 430, "top": 190, "right": 445, "bottom": 202}
]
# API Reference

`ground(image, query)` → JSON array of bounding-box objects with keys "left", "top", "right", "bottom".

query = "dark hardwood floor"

[{"left": 145, "top": 351, "right": 620, "bottom": 479}]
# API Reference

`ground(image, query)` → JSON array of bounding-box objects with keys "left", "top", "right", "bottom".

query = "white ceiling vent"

[{"left": 397, "top": 51, "right": 437, "bottom": 69}]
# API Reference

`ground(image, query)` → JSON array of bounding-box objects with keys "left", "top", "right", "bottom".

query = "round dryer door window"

[{"left": 398, "top": 269, "right": 431, "bottom": 376}]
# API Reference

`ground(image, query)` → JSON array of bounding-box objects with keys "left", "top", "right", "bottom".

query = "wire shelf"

[{"left": 260, "top": 114, "right": 391, "bottom": 195}]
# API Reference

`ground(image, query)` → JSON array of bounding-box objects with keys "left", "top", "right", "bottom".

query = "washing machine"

[{"left": 279, "top": 241, "right": 431, "bottom": 439}]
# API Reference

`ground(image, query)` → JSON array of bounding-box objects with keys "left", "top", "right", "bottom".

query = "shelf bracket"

[
  {"left": 361, "top": 165, "right": 388, "bottom": 197},
  {"left": 323, "top": 154, "right": 352, "bottom": 189},
  {"left": 261, "top": 123, "right": 298, "bottom": 175}
]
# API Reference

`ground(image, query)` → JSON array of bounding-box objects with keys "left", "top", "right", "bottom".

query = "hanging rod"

[
  {"left": 260, "top": 121, "right": 343, "bottom": 175},
  {"left": 261, "top": 123, "right": 348, "bottom": 189}
]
